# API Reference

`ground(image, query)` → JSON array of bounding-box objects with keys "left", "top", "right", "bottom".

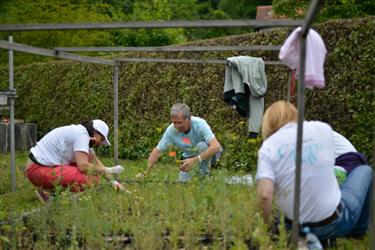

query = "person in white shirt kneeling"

[
  {"left": 256, "top": 101, "right": 372, "bottom": 246},
  {"left": 25, "top": 119, "right": 124, "bottom": 203}
]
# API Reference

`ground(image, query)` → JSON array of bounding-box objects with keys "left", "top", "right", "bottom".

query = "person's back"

[
  {"left": 30, "top": 124, "right": 89, "bottom": 166},
  {"left": 257, "top": 121, "right": 340, "bottom": 223},
  {"left": 256, "top": 100, "right": 373, "bottom": 245},
  {"left": 25, "top": 120, "right": 125, "bottom": 201},
  {"left": 332, "top": 130, "right": 367, "bottom": 174},
  {"left": 332, "top": 131, "right": 356, "bottom": 158}
]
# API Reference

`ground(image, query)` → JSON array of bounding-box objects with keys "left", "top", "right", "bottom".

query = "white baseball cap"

[{"left": 92, "top": 119, "right": 110, "bottom": 146}]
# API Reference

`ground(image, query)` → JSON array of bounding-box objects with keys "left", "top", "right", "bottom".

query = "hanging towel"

[
  {"left": 279, "top": 27, "right": 327, "bottom": 88},
  {"left": 224, "top": 56, "right": 267, "bottom": 134}
]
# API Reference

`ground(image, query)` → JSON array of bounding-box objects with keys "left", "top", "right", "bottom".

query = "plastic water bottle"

[{"left": 303, "top": 227, "right": 323, "bottom": 250}]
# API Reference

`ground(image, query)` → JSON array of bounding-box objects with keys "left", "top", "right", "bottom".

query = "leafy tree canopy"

[
  {"left": 272, "top": 0, "right": 375, "bottom": 20},
  {"left": 0, "top": 0, "right": 373, "bottom": 65}
]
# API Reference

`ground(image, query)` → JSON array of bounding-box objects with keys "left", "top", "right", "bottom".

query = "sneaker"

[{"left": 35, "top": 189, "right": 50, "bottom": 204}]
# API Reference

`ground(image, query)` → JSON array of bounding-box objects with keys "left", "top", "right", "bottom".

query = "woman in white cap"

[{"left": 25, "top": 119, "right": 124, "bottom": 203}]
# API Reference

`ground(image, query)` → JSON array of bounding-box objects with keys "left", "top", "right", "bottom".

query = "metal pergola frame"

[
  {"left": 0, "top": 39, "right": 289, "bottom": 168},
  {"left": 1, "top": 0, "right": 372, "bottom": 247}
]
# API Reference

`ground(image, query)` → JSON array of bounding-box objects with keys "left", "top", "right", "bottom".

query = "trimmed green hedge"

[{"left": 0, "top": 17, "right": 374, "bottom": 172}]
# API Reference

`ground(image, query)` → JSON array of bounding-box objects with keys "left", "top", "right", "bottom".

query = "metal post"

[
  {"left": 113, "top": 62, "right": 119, "bottom": 164},
  {"left": 9, "top": 36, "right": 16, "bottom": 192},
  {"left": 291, "top": 31, "right": 307, "bottom": 246},
  {"left": 290, "top": 0, "right": 322, "bottom": 246},
  {"left": 370, "top": 134, "right": 375, "bottom": 250}
]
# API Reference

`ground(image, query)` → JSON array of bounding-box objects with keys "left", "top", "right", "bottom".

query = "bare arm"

[
  {"left": 143, "top": 148, "right": 162, "bottom": 175},
  {"left": 75, "top": 151, "right": 107, "bottom": 175},
  {"left": 257, "top": 178, "right": 274, "bottom": 226},
  {"left": 180, "top": 137, "right": 221, "bottom": 171},
  {"left": 199, "top": 137, "right": 221, "bottom": 161}
]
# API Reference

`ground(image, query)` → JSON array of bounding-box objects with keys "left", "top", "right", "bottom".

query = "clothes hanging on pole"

[
  {"left": 279, "top": 27, "right": 327, "bottom": 88},
  {"left": 223, "top": 56, "right": 267, "bottom": 135}
]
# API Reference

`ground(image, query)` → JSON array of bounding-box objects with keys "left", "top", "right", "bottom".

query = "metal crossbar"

[
  {"left": 54, "top": 45, "right": 282, "bottom": 52},
  {"left": 0, "top": 40, "right": 115, "bottom": 66},
  {"left": 115, "top": 57, "right": 283, "bottom": 65},
  {"left": 0, "top": 19, "right": 304, "bottom": 31}
]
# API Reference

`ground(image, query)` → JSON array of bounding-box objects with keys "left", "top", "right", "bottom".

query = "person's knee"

[
  {"left": 353, "top": 165, "right": 373, "bottom": 181},
  {"left": 196, "top": 141, "right": 208, "bottom": 153}
]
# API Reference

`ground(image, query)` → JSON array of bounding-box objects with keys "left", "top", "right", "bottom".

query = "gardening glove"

[
  {"left": 111, "top": 180, "right": 125, "bottom": 192},
  {"left": 105, "top": 165, "right": 124, "bottom": 175}
]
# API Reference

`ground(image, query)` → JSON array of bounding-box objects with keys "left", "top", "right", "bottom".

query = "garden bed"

[{"left": 0, "top": 155, "right": 369, "bottom": 249}]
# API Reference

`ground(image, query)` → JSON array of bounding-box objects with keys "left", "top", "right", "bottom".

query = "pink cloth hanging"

[{"left": 279, "top": 27, "right": 327, "bottom": 88}]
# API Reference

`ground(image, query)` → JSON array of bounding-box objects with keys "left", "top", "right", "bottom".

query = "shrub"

[{"left": 0, "top": 17, "right": 374, "bottom": 171}]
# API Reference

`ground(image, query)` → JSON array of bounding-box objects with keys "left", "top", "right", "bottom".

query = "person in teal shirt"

[{"left": 136, "top": 103, "right": 222, "bottom": 182}]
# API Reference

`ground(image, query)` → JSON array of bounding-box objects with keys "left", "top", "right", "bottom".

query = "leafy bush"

[
  {"left": 0, "top": 17, "right": 374, "bottom": 172},
  {"left": 272, "top": 0, "right": 375, "bottom": 21}
]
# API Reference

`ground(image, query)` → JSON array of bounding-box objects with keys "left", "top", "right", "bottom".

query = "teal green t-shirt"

[{"left": 157, "top": 116, "right": 215, "bottom": 157}]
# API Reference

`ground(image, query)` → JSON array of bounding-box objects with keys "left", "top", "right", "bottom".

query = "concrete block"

[{"left": 0, "top": 122, "right": 37, "bottom": 153}]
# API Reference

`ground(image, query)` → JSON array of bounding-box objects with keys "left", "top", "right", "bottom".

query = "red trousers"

[{"left": 25, "top": 162, "right": 100, "bottom": 192}]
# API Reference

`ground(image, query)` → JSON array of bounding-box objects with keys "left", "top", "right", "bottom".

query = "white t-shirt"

[
  {"left": 333, "top": 131, "right": 357, "bottom": 158},
  {"left": 30, "top": 124, "right": 90, "bottom": 166},
  {"left": 256, "top": 121, "right": 341, "bottom": 223}
]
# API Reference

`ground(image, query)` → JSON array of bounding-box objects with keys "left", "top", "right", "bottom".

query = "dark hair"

[{"left": 80, "top": 120, "right": 95, "bottom": 137}]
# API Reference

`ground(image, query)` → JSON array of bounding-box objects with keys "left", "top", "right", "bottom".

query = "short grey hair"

[{"left": 170, "top": 103, "right": 191, "bottom": 118}]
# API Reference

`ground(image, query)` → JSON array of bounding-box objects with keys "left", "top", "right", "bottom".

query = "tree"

[
  {"left": 0, "top": 0, "right": 115, "bottom": 65},
  {"left": 108, "top": 0, "right": 186, "bottom": 46},
  {"left": 272, "top": 0, "right": 375, "bottom": 20}
]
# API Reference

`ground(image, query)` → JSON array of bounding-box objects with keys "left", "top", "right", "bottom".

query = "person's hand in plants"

[
  {"left": 111, "top": 180, "right": 125, "bottom": 192},
  {"left": 180, "top": 157, "right": 198, "bottom": 172}
]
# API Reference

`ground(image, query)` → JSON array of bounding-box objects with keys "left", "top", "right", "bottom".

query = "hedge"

[{"left": 0, "top": 17, "right": 374, "bottom": 172}]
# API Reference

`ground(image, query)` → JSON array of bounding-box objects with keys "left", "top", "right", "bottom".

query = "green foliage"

[
  {"left": 0, "top": 159, "right": 277, "bottom": 249},
  {"left": 219, "top": 0, "right": 272, "bottom": 19},
  {"left": 272, "top": 0, "right": 310, "bottom": 18},
  {"left": 0, "top": 0, "right": 115, "bottom": 65},
  {"left": 0, "top": 17, "right": 374, "bottom": 171},
  {"left": 0, "top": 155, "right": 369, "bottom": 249},
  {"left": 272, "top": 0, "right": 375, "bottom": 20},
  {"left": 0, "top": 0, "right": 187, "bottom": 65},
  {"left": 109, "top": 0, "right": 186, "bottom": 46}
]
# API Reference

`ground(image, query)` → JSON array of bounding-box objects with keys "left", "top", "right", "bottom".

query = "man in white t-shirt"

[
  {"left": 136, "top": 103, "right": 222, "bottom": 182},
  {"left": 256, "top": 101, "right": 372, "bottom": 245},
  {"left": 25, "top": 119, "right": 125, "bottom": 203}
]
